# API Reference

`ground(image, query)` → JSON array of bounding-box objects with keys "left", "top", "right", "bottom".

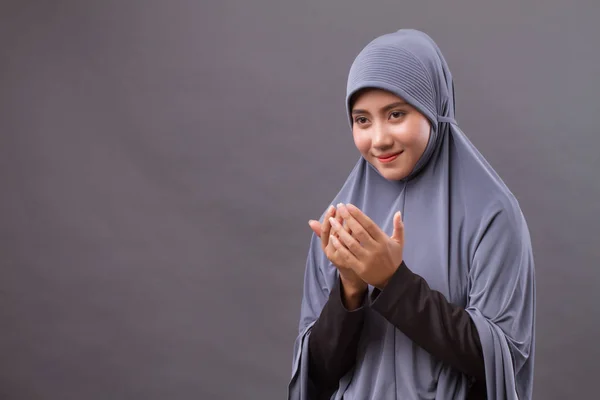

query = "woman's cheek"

[{"left": 352, "top": 131, "right": 371, "bottom": 154}]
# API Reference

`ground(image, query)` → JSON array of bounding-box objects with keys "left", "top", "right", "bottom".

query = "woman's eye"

[
  {"left": 355, "top": 117, "right": 368, "bottom": 124},
  {"left": 390, "top": 111, "right": 405, "bottom": 119}
]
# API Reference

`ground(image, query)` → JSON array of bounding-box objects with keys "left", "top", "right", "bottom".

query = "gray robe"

[{"left": 288, "top": 29, "right": 535, "bottom": 399}]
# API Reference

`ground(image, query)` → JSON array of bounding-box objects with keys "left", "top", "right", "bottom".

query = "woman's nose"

[{"left": 371, "top": 123, "right": 394, "bottom": 149}]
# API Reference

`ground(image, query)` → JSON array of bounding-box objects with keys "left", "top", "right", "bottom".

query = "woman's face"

[{"left": 351, "top": 89, "right": 431, "bottom": 181}]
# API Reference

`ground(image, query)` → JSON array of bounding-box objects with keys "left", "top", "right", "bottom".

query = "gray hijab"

[{"left": 289, "top": 29, "right": 535, "bottom": 399}]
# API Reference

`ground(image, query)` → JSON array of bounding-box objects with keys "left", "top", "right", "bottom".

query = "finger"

[
  {"left": 344, "top": 203, "right": 387, "bottom": 242},
  {"left": 335, "top": 203, "right": 352, "bottom": 234},
  {"left": 334, "top": 206, "right": 347, "bottom": 239},
  {"left": 329, "top": 235, "right": 360, "bottom": 270},
  {"left": 336, "top": 204, "right": 378, "bottom": 248},
  {"left": 320, "top": 205, "right": 335, "bottom": 250},
  {"left": 324, "top": 233, "right": 339, "bottom": 263},
  {"left": 391, "top": 211, "right": 404, "bottom": 243},
  {"left": 329, "top": 216, "right": 366, "bottom": 258},
  {"left": 308, "top": 220, "right": 321, "bottom": 237},
  {"left": 335, "top": 207, "right": 344, "bottom": 230}
]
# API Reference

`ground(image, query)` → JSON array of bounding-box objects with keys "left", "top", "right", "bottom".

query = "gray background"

[{"left": 1, "top": 0, "right": 598, "bottom": 399}]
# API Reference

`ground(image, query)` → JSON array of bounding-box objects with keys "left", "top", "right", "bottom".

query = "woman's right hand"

[{"left": 309, "top": 205, "right": 368, "bottom": 306}]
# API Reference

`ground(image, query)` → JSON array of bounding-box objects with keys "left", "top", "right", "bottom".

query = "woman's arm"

[
  {"left": 308, "top": 277, "right": 367, "bottom": 397},
  {"left": 327, "top": 203, "right": 486, "bottom": 382},
  {"left": 370, "top": 261, "right": 486, "bottom": 381}
]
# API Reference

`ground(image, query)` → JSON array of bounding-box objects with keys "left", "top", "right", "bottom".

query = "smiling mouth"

[{"left": 376, "top": 152, "right": 402, "bottom": 163}]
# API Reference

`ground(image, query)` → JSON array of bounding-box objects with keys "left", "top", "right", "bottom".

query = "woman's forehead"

[{"left": 351, "top": 88, "right": 408, "bottom": 110}]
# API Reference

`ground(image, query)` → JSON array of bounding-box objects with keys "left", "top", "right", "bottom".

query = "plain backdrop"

[{"left": 1, "top": 0, "right": 599, "bottom": 399}]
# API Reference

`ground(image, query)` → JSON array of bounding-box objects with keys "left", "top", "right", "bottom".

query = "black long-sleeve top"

[{"left": 308, "top": 261, "right": 487, "bottom": 399}]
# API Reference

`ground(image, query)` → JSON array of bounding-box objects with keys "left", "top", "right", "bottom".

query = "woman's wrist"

[{"left": 340, "top": 278, "right": 367, "bottom": 310}]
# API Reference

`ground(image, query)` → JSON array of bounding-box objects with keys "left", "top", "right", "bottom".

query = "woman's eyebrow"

[
  {"left": 351, "top": 101, "right": 408, "bottom": 115},
  {"left": 381, "top": 101, "right": 408, "bottom": 112}
]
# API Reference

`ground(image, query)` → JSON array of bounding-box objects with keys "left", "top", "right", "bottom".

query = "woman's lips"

[{"left": 376, "top": 152, "right": 402, "bottom": 163}]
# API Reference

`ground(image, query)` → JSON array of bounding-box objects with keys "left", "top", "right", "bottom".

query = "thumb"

[
  {"left": 391, "top": 211, "right": 404, "bottom": 243},
  {"left": 308, "top": 220, "right": 322, "bottom": 237}
]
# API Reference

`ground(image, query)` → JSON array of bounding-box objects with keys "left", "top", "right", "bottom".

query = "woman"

[{"left": 288, "top": 29, "right": 535, "bottom": 399}]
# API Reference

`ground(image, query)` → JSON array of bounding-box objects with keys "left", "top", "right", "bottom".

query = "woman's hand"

[
  {"left": 309, "top": 206, "right": 367, "bottom": 306},
  {"left": 328, "top": 203, "right": 404, "bottom": 289}
]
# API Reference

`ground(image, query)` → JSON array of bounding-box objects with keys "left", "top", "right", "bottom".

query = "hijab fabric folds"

[{"left": 289, "top": 29, "right": 535, "bottom": 399}]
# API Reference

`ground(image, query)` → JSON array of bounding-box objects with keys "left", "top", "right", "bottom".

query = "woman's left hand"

[{"left": 328, "top": 203, "right": 405, "bottom": 289}]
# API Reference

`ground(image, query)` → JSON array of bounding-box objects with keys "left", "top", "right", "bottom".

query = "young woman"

[{"left": 288, "top": 29, "right": 535, "bottom": 399}]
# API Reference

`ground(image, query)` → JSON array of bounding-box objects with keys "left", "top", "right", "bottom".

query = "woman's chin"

[{"left": 375, "top": 165, "right": 409, "bottom": 181}]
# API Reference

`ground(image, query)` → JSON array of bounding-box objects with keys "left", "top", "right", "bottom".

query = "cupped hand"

[
  {"left": 327, "top": 203, "right": 404, "bottom": 289},
  {"left": 308, "top": 205, "right": 367, "bottom": 296}
]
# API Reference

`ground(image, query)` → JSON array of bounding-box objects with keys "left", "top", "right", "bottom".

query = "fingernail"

[{"left": 329, "top": 217, "right": 338, "bottom": 227}]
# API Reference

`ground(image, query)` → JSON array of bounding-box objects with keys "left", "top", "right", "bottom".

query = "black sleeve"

[
  {"left": 308, "top": 277, "right": 367, "bottom": 397},
  {"left": 370, "top": 261, "right": 486, "bottom": 383}
]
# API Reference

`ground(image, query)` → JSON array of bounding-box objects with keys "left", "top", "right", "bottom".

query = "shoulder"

[{"left": 450, "top": 139, "right": 531, "bottom": 254}]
